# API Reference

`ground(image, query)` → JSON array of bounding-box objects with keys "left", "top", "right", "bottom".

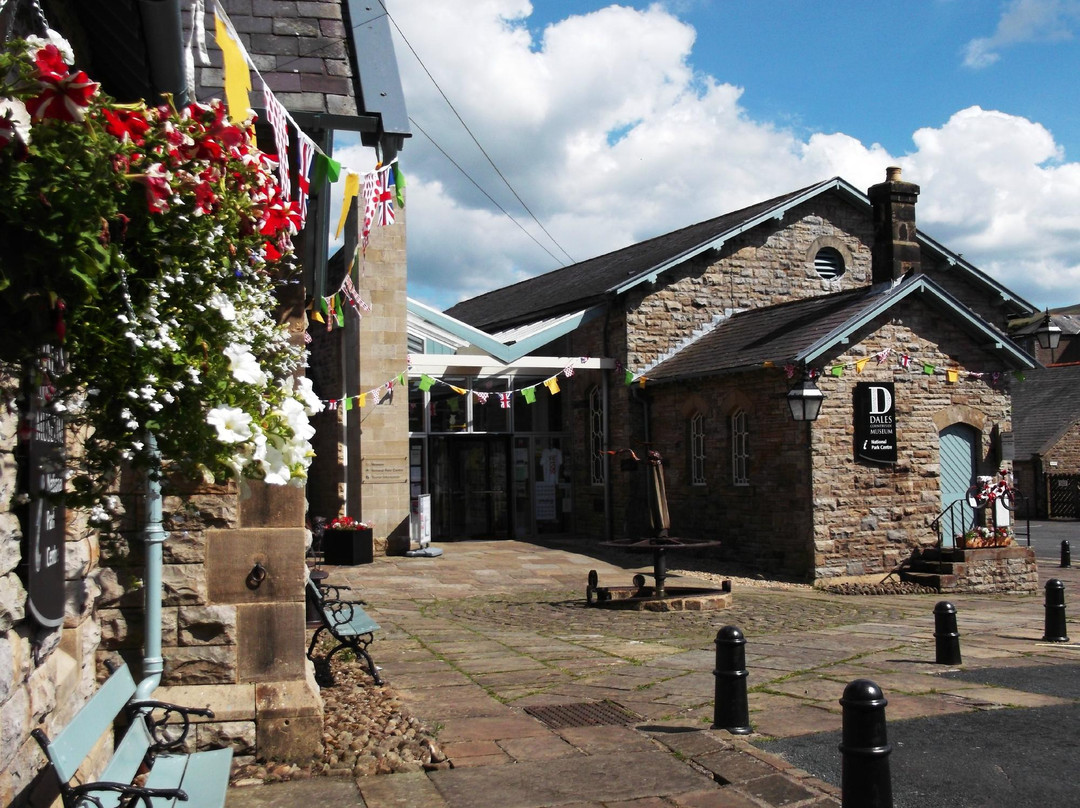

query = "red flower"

[
  {"left": 130, "top": 163, "right": 172, "bottom": 213},
  {"left": 26, "top": 70, "right": 98, "bottom": 122},
  {"left": 102, "top": 108, "right": 150, "bottom": 144},
  {"left": 33, "top": 44, "right": 69, "bottom": 80}
]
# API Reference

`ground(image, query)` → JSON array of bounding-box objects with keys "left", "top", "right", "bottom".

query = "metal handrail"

[{"left": 930, "top": 490, "right": 1031, "bottom": 549}]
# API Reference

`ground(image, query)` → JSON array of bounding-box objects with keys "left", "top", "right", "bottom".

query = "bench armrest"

[
  {"left": 126, "top": 700, "right": 214, "bottom": 753},
  {"left": 71, "top": 780, "right": 188, "bottom": 808}
]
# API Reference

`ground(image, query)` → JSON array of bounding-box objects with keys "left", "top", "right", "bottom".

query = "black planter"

[{"left": 323, "top": 528, "right": 374, "bottom": 565}]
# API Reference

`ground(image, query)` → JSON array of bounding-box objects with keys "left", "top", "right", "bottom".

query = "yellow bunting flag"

[
  {"left": 450, "top": 385, "right": 467, "bottom": 395},
  {"left": 544, "top": 377, "right": 560, "bottom": 395},
  {"left": 638, "top": 376, "right": 647, "bottom": 388},
  {"left": 335, "top": 171, "right": 360, "bottom": 238},
  {"left": 213, "top": 12, "right": 252, "bottom": 124},
  {"left": 855, "top": 358, "right": 869, "bottom": 373},
  {"left": 946, "top": 368, "right": 958, "bottom": 383},
  {"left": 354, "top": 392, "right": 365, "bottom": 408}
]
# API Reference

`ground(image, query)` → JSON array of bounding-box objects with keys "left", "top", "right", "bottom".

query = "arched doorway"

[{"left": 939, "top": 423, "right": 980, "bottom": 546}]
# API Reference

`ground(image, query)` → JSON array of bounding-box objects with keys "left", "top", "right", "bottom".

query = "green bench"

[
  {"left": 33, "top": 663, "right": 232, "bottom": 808},
  {"left": 306, "top": 576, "right": 383, "bottom": 686}
]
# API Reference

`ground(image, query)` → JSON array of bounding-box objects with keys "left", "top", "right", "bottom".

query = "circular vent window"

[{"left": 814, "top": 247, "right": 845, "bottom": 280}]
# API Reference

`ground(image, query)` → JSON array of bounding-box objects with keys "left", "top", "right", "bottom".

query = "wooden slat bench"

[
  {"left": 306, "top": 576, "right": 383, "bottom": 686},
  {"left": 33, "top": 663, "right": 231, "bottom": 808}
]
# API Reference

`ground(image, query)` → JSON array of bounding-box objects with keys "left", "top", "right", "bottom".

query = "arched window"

[
  {"left": 589, "top": 386, "right": 605, "bottom": 486},
  {"left": 690, "top": 412, "right": 706, "bottom": 486},
  {"left": 731, "top": 409, "right": 749, "bottom": 486}
]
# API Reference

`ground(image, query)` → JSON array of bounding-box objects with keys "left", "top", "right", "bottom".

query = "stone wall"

[
  {"left": 807, "top": 300, "right": 1013, "bottom": 578},
  {"left": 626, "top": 198, "right": 874, "bottom": 371},
  {"left": 2, "top": 371, "right": 104, "bottom": 808}
]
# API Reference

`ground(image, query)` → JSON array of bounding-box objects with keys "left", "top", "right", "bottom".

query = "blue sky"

[{"left": 336, "top": 0, "right": 1080, "bottom": 312}]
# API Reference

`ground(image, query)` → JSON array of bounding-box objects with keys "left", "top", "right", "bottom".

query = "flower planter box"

[{"left": 323, "top": 528, "right": 374, "bottom": 565}]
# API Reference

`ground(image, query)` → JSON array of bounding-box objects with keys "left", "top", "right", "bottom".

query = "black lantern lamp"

[
  {"left": 787, "top": 375, "right": 824, "bottom": 421},
  {"left": 1035, "top": 310, "right": 1061, "bottom": 351}
]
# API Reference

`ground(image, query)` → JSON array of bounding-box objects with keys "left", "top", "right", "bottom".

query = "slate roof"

[
  {"left": 447, "top": 176, "right": 1037, "bottom": 332},
  {"left": 445, "top": 181, "right": 831, "bottom": 330},
  {"left": 644, "top": 274, "right": 1034, "bottom": 383},
  {"left": 1011, "top": 365, "right": 1080, "bottom": 457}
]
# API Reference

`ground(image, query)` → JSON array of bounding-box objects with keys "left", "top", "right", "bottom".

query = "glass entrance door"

[{"left": 430, "top": 436, "right": 511, "bottom": 539}]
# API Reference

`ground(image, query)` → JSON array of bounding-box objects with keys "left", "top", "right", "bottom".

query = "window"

[
  {"left": 589, "top": 386, "right": 605, "bottom": 486},
  {"left": 690, "top": 412, "right": 706, "bottom": 486},
  {"left": 731, "top": 409, "right": 749, "bottom": 485},
  {"left": 814, "top": 246, "right": 845, "bottom": 280}
]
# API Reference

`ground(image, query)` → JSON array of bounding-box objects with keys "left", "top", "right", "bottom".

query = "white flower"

[
  {"left": 207, "top": 406, "right": 253, "bottom": 443},
  {"left": 261, "top": 441, "right": 291, "bottom": 485},
  {"left": 224, "top": 344, "right": 268, "bottom": 386},
  {"left": 0, "top": 98, "right": 32, "bottom": 146},
  {"left": 293, "top": 375, "right": 324, "bottom": 415},
  {"left": 209, "top": 291, "right": 237, "bottom": 322}
]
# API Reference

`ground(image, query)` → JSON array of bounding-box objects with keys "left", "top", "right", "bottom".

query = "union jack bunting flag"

[
  {"left": 295, "top": 133, "right": 315, "bottom": 228},
  {"left": 474, "top": 392, "right": 489, "bottom": 405},
  {"left": 361, "top": 170, "right": 377, "bottom": 249},
  {"left": 563, "top": 364, "right": 574, "bottom": 377},
  {"left": 899, "top": 354, "right": 911, "bottom": 368},
  {"left": 262, "top": 85, "right": 291, "bottom": 199},
  {"left": 375, "top": 165, "right": 395, "bottom": 227},
  {"left": 498, "top": 391, "right": 512, "bottom": 409},
  {"left": 342, "top": 275, "right": 371, "bottom": 316},
  {"left": 876, "top": 348, "right": 891, "bottom": 364}
]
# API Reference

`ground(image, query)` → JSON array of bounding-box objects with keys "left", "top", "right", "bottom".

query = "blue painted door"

[{"left": 939, "top": 424, "right": 979, "bottom": 546}]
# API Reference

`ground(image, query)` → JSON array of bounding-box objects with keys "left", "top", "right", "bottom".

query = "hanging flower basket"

[{"left": 0, "top": 32, "right": 321, "bottom": 507}]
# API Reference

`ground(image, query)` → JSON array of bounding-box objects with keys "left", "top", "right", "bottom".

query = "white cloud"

[
  {"left": 379, "top": 0, "right": 1080, "bottom": 312},
  {"left": 963, "top": 0, "right": 1080, "bottom": 68}
]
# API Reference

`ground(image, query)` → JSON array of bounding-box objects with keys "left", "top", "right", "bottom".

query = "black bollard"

[
  {"left": 713, "top": 625, "right": 752, "bottom": 734},
  {"left": 839, "top": 679, "right": 893, "bottom": 808},
  {"left": 1042, "top": 579, "right": 1070, "bottom": 642},
  {"left": 1062, "top": 540, "right": 1072, "bottom": 568},
  {"left": 933, "top": 601, "right": 962, "bottom": 665}
]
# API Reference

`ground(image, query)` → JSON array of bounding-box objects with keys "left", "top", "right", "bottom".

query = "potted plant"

[{"left": 323, "top": 516, "right": 374, "bottom": 565}]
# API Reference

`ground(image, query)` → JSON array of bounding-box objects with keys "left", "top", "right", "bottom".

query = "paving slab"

[
  {"left": 428, "top": 749, "right": 715, "bottom": 808},
  {"left": 358, "top": 770, "right": 450, "bottom": 808},
  {"left": 226, "top": 779, "right": 363, "bottom": 808}
]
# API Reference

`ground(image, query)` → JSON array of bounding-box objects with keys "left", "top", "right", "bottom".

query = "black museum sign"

[{"left": 854, "top": 381, "right": 897, "bottom": 464}]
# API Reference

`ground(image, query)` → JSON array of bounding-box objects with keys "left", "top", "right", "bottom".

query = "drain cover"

[{"left": 525, "top": 700, "right": 641, "bottom": 729}]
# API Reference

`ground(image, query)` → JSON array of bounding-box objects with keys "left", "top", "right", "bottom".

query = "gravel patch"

[{"left": 230, "top": 639, "right": 448, "bottom": 787}]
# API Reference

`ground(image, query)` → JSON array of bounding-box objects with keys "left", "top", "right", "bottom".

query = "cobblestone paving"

[{"left": 415, "top": 588, "right": 922, "bottom": 650}]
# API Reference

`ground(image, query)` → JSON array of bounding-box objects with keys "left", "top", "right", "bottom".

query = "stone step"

[{"left": 899, "top": 570, "right": 958, "bottom": 591}]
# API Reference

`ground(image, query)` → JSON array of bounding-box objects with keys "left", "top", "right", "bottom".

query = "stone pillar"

[{"left": 355, "top": 208, "right": 410, "bottom": 554}]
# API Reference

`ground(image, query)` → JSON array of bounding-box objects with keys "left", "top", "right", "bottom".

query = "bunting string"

[{"left": 318, "top": 357, "right": 594, "bottom": 411}]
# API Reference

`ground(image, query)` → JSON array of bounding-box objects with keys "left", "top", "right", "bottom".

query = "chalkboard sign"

[
  {"left": 21, "top": 348, "right": 66, "bottom": 628},
  {"left": 854, "top": 382, "right": 897, "bottom": 465}
]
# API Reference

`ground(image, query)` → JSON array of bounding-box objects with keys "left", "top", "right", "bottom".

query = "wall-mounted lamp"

[
  {"left": 1034, "top": 310, "right": 1061, "bottom": 351},
  {"left": 787, "top": 376, "right": 824, "bottom": 422}
]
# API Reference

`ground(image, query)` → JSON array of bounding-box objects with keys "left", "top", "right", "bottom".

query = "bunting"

[
  {"left": 295, "top": 133, "right": 315, "bottom": 227},
  {"left": 213, "top": 7, "right": 252, "bottom": 125},
  {"left": 262, "top": 85, "right": 291, "bottom": 198}
]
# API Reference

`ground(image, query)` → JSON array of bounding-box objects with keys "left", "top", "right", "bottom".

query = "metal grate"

[{"left": 525, "top": 700, "right": 641, "bottom": 729}]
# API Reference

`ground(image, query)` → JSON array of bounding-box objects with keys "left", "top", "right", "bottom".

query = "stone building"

[
  {"left": 427, "top": 169, "right": 1039, "bottom": 583},
  {"left": 1011, "top": 365, "right": 1080, "bottom": 519}
]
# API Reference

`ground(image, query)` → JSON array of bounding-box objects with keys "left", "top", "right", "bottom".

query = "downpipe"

[{"left": 136, "top": 432, "right": 166, "bottom": 700}]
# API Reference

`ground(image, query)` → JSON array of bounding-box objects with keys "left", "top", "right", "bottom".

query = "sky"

[{"left": 334, "top": 0, "right": 1080, "bottom": 314}]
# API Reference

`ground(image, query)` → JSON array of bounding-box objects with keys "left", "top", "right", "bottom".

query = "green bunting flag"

[
  {"left": 334, "top": 294, "right": 345, "bottom": 327},
  {"left": 522, "top": 387, "right": 537, "bottom": 404},
  {"left": 922, "top": 363, "right": 935, "bottom": 375},
  {"left": 624, "top": 371, "right": 635, "bottom": 386},
  {"left": 313, "top": 154, "right": 342, "bottom": 187},
  {"left": 831, "top": 365, "right": 844, "bottom": 377},
  {"left": 395, "top": 164, "right": 406, "bottom": 208},
  {"left": 344, "top": 397, "right": 353, "bottom": 411},
  {"left": 419, "top": 374, "right": 434, "bottom": 392},
  {"left": 1013, "top": 370, "right": 1026, "bottom": 382}
]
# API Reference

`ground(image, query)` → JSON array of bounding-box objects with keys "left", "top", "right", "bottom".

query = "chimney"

[{"left": 867, "top": 166, "right": 921, "bottom": 285}]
